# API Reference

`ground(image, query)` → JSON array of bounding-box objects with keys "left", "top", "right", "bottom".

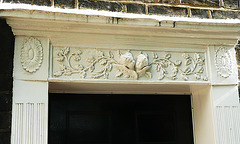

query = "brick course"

[{"left": 2, "top": 0, "right": 240, "bottom": 19}]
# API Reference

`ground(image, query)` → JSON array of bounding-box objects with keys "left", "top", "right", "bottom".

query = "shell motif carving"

[
  {"left": 215, "top": 47, "right": 232, "bottom": 78},
  {"left": 21, "top": 37, "right": 43, "bottom": 73},
  {"left": 53, "top": 48, "right": 208, "bottom": 81}
]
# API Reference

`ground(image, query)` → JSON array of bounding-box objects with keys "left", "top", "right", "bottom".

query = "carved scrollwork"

[
  {"left": 53, "top": 47, "right": 208, "bottom": 81},
  {"left": 21, "top": 37, "right": 43, "bottom": 73},
  {"left": 215, "top": 47, "right": 232, "bottom": 78},
  {"left": 151, "top": 53, "right": 207, "bottom": 81}
]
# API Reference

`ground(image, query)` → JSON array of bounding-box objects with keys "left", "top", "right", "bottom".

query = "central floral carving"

[
  {"left": 114, "top": 51, "right": 151, "bottom": 79},
  {"left": 53, "top": 48, "right": 208, "bottom": 81}
]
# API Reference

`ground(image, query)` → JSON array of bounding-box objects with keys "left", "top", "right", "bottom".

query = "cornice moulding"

[
  {"left": 0, "top": 10, "right": 238, "bottom": 48},
  {"left": 0, "top": 8, "right": 240, "bottom": 31}
]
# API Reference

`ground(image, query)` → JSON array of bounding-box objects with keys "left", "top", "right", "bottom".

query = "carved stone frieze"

[
  {"left": 215, "top": 47, "right": 232, "bottom": 78},
  {"left": 53, "top": 47, "right": 208, "bottom": 81},
  {"left": 21, "top": 37, "right": 43, "bottom": 73}
]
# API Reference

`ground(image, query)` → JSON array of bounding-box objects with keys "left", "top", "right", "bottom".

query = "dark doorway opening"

[{"left": 49, "top": 94, "right": 194, "bottom": 144}]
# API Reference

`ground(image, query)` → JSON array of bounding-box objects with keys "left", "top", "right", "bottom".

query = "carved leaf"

[
  {"left": 53, "top": 71, "right": 63, "bottom": 77},
  {"left": 156, "top": 64, "right": 160, "bottom": 72},
  {"left": 165, "top": 54, "right": 171, "bottom": 59},
  {"left": 91, "top": 73, "right": 104, "bottom": 79},
  {"left": 76, "top": 50, "right": 82, "bottom": 55},
  {"left": 109, "top": 51, "right": 114, "bottom": 58},
  {"left": 169, "top": 76, "right": 177, "bottom": 80},
  {"left": 183, "top": 53, "right": 190, "bottom": 59},
  {"left": 113, "top": 64, "right": 138, "bottom": 80},
  {"left": 194, "top": 73, "right": 201, "bottom": 80},
  {"left": 197, "top": 59, "right": 205, "bottom": 66},
  {"left": 162, "top": 61, "right": 168, "bottom": 68},
  {"left": 97, "top": 50, "right": 104, "bottom": 57},
  {"left": 57, "top": 56, "right": 64, "bottom": 62},
  {"left": 75, "top": 64, "right": 84, "bottom": 70},
  {"left": 59, "top": 64, "right": 66, "bottom": 71},
  {"left": 194, "top": 53, "right": 200, "bottom": 60},
  {"left": 153, "top": 53, "right": 158, "bottom": 59},
  {"left": 198, "top": 67, "right": 204, "bottom": 73},
  {"left": 107, "top": 64, "right": 113, "bottom": 72},
  {"left": 74, "top": 55, "right": 81, "bottom": 61},
  {"left": 100, "top": 59, "right": 107, "bottom": 65},
  {"left": 87, "top": 57, "right": 95, "bottom": 63},
  {"left": 116, "top": 72, "right": 123, "bottom": 77},
  {"left": 172, "top": 67, "right": 178, "bottom": 75},
  {"left": 202, "top": 76, "right": 208, "bottom": 81},
  {"left": 175, "top": 60, "right": 182, "bottom": 66},
  {"left": 158, "top": 74, "right": 165, "bottom": 80},
  {"left": 63, "top": 47, "right": 70, "bottom": 55},
  {"left": 184, "top": 67, "right": 191, "bottom": 74},
  {"left": 137, "top": 66, "right": 151, "bottom": 78},
  {"left": 185, "top": 59, "right": 192, "bottom": 66},
  {"left": 97, "top": 69, "right": 105, "bottom": 74},
  {"left": 80, "top": 72, "right": 87, "bottom": 78},
  {"left": 104, "top": 73, "right": 109, "bottom": 79},
  {"left": 64, "top": 69, "right": 72, "bottom": 76},
  {"left": 89, "top": 65, "right": 95, "bottom": 72},
  {"left": 145, "top": 72, "right": 152, "bottom": 78},
  {"left": 181, "top": 75, "right": 188, "bottom": 81}
]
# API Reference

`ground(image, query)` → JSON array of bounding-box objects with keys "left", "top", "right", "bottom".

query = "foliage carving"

[{"left": 54, "top": 47, "right": 208, "bottom": 81}]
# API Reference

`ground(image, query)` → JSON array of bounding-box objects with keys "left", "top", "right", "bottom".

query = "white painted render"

[{"left": 0, "top": 7, "right": 239, "bottom": 144}]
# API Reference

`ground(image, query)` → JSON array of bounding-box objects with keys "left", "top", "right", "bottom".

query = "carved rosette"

[
  {"left": 215, "top": 47, "right": 232, "bottom": 78},
  {"left": 21, "top": 37, "right": 43, "bottom": 73}
]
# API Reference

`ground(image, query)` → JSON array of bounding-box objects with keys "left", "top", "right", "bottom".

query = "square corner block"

[
  {"left": 13, "top": 80, "right": 48, "bottom": 103},
  {"left": 13, "top": 36, "right": 49, "bottom": 81},
  {"left": 208, "top": 45, "right": 238, "bottom": 85},
  {"left": 211, "top": 85, "right": 239, "bottom": 106}
]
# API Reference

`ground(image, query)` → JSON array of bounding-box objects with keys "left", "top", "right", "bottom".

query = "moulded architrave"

[
  {"left": 210, "top": 85, "right": 240, "bottom": 144},
  {"left": 12, "top": 80, "right": 48, "bottom": 144},
  {"left": 208, "top": 45, "right": 238, "bottom": 85},
  {"left": 190, "top": 85, "right": 216, "bottom": 144},
  {"left": 13, "top": 36, "right": 49, "bottom": 81}
]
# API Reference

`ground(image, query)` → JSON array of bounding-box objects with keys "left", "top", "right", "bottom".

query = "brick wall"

[
  {"left": 2, "top": 0, "right": 240, "bottom": 19},
  {"left": 0, "top": 18, "right": 14, "bottom": 144}
]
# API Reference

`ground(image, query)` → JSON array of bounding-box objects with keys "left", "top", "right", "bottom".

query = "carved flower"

[
  {"left": 136, "top": 54, "right": 148, "bottom": 71},
  {"left": 21, "top": 37, "right": 43, "bottom": 73},
  {"left": 119, "top": 52, "right": 135, "bottom": 70}
]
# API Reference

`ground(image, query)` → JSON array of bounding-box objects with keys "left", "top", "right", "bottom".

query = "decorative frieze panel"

[{"left": 52, "top": 47, "right": 208, "bottom": 82}]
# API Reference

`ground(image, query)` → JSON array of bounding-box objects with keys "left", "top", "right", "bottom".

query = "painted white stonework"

[
  {"left": 0, "top": 7, "right": 240, "bottom": 144},
  {"left": 52, "top": 47, "right": 208, "bottom": 81}
]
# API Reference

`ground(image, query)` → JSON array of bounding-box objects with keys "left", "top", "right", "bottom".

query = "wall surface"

[
  {"left": 0, "top": 18, "right": 14, "bottom": 144},
  {"left": 2, "top": 0, "right": 240, "bottom": 19}
]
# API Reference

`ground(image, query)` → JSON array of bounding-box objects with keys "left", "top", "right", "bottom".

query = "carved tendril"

[{"left": 54, "top": 48, "right": 208, "bottom": 81}]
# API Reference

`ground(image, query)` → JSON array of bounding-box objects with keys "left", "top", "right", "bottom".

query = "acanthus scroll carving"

[
  {"left": 21, "top": 37, "right": 43, "bottom": 73},
  {"left": 53, "top": 47, "right": 208, "bottom": 81},
  {"left": 215, "top": 47, "right": 232, "bottom": 78}
]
